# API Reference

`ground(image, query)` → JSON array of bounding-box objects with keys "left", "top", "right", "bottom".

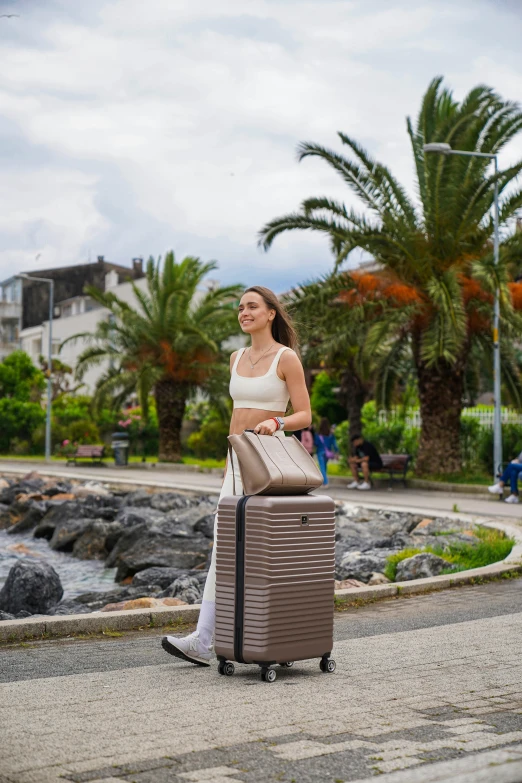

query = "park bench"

[
  {"left": 379, "top": 454, "right": 412, "bottom": 488},
  {"left": 67, "top": 445, "right": 106, "bottom": 466}
]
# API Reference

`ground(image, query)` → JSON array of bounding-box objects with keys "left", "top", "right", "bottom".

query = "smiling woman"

[{"left": 161, "top": 284, "right": 313, "bottom": 668}]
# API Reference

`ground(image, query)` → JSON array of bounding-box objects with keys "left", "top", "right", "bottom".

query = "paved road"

[
  {"left": 1, "top": 460, "right": 521, "bottom": 522},
  {"left": 2, "top": 580, "right": 522, "bottom": 783}
]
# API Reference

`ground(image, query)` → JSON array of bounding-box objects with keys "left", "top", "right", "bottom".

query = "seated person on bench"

[
  {"left": 347, "top": 434, "right": 383, "bottom": 491},
  {"left": 488, "top": 451, "right": 522, "bottom": 504}
]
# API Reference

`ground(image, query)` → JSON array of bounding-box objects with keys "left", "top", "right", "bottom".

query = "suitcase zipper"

[{"left": 234, "top": 494, "right": 250, "bottom": 664}]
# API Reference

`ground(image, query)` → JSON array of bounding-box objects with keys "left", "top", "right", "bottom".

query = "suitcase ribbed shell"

[{"left": 215, "top": 495, "right": 335, "bottom": 664}]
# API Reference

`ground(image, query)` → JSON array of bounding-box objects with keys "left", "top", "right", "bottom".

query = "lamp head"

[{"left": 423, "top": 142, "right": 452, "bottom": 154}]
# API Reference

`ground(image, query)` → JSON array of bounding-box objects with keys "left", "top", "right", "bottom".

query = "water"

[{"left": 0, "top": 529, "right": 117, "bottom": 599}]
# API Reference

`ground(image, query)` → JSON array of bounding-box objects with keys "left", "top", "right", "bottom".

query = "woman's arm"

[{"left": 254, "top": 350, "right": 312, "bottom": 435}]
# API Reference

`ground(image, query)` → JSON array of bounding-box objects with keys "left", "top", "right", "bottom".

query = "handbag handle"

[
  {"left": 227, "top": 442, "right": 238, "bottom": 495},
  {"left": 227, "top": 430, "right": 256, "bottom": 495}
]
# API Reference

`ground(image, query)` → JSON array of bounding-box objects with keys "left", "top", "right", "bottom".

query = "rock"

[
  {"left": 120, "top": 489, "right": 155, "bottom": 507},
  {"left": 7, "top": 501, "right": 48, "bottom": 535},
  {"left": 0, "top": 611, "right": 15, "bottom": 621},
  {"left": 159, "top": 576, "right": 201, "bottom": 604},
  {"left": 42, "top": 480, "right": 73, "bottom": 496},
  {"left": 115, "top": 506, "right": 166, "bottom": 530},
  {"left": 395, "top": 553, "right": 456, "bottom": 582},
  {"left": 71, "top": 481, "right": 111, "bottom": 498},
  {"left": 47, "top": 600, "right": 91, "bottom": 615},
  {"left": 100, "top": 596, "right": 187, "bottom": 612},
  {"left": 72, "top": 521, "right": 123, "bottom": 560},
  {"left": 131, "top": 567, "right": 192, "bottom": 589},
  {"left": 112, "top": 529, "right": 209, "bottom": 581},
  {"left": 0, "top": 478, "right": 10, "bottom": 490},
  {"left": 74, "top": 584, "right": 163, "bottom": 611},
  {"left": 367, "top": 572, "right": 391, "bottom": 585},
  {"left": 49, "top": 517, "right": 96, "bottom": 552},
  {"left": 150, "top": 493, "right": 196, "bottom": 513},
  {"left": 337, "top": 552, "right": 388, "bottom": 583},
  {"left": 0, "top": 561, "right": 63, "bottom": 615},
  {"left": 334, "top": 578, "right": 365, "bottom": 589},
  {"left": 411, "top": 517, "right": 472, "bottom": 536},
  {"left": 193, "top": 513, "right": 216, "bottom": 539},
  {"left": 34, "top": 502, "right": 95, "bottom": 540}
]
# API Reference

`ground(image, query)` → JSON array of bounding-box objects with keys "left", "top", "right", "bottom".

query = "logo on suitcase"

[{"left": 301, "top": 515, "right": 309, "bottom": 525}]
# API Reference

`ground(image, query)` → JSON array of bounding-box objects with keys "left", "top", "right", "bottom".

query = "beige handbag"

[{"left": 227, "top": 430, "right": 324, "bottom": 495}]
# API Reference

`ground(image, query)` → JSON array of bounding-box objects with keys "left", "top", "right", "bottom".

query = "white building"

[
  {"left": 20, "top": 272, "right": 149, "bottom": 393},
  {"left": 0, "top": 277, "right": 22, "bottom": 361}
]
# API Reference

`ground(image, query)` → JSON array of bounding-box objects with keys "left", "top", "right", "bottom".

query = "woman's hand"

[{"left": 254, "top": 418, "right": 279, "bottom": 436}]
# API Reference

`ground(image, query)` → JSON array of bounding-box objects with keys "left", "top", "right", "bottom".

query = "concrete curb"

[{"left": 2, "top": 518, "right": 521, "bottom": 643}]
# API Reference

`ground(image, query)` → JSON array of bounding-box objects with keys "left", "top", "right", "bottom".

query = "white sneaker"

[
  {"left": 161, "top": 630, "right": 214, "bottom": 666},
  {"left": 505, "top": 494, "right": 520, "bottom": 504},
  {"left": 357, "top": 481, "right": 371, "bottom": 491},
  {"left": 347, "top": 480, "right": 359, "bottom": 489},
  {"left": 488, "top": 483, "right": 504, "bottom": 494}
]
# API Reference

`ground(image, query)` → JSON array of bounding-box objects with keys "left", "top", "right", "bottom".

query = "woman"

[
  {"left": 314, "top": 417, "right": 338, "bottom": 487},
  {"left": 161, "top": 285, "right": 312, "bottom": 666}
]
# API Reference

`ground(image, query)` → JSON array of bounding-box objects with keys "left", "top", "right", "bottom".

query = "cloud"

[{"left": 0, "top": 0, "right": 521, "bottom": 290}]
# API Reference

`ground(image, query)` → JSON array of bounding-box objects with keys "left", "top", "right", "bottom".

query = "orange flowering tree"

[
  {"left": 67, "top": 252, "right": 242, "bottom": 462},
  {"left": 261, "top": 78, "right": 522, "bottom": 474}
]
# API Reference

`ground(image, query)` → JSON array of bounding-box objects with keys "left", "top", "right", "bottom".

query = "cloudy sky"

[{"left": 0, "top": 0, "right": 521, "bottom": 292}]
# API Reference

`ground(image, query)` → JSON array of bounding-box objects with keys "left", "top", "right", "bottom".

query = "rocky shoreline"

[{"left": 0, "top": 472, "right": 488, "bottom": 621}]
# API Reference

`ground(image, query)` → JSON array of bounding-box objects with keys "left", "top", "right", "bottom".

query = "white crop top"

[{"left": 229, "top": 346, "right": 291, "bottom": 411}]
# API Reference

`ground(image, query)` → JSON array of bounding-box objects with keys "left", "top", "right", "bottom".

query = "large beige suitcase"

[{"left": 215, "top": 494, "right": 336, "bottom": 682}]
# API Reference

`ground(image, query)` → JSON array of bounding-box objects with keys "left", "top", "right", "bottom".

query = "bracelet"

[{"left": 269, "top": 417, "right": 280, "bottom": 430}]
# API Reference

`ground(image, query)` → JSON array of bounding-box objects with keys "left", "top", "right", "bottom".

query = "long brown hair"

[{"left": 244, "top": 285, "right": 299, "bottom": 353}]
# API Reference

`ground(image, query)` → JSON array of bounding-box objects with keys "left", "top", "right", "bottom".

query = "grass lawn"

[{"left": 383, "top": 526, "right": 515, "bottom": 582}]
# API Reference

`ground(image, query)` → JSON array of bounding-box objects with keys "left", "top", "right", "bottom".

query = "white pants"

[
  {"left": 202, "top": 458, "right": 243, "bottom": 602},
  {"left": 202, "top": 431, "right": 286, "bottom": 602}
]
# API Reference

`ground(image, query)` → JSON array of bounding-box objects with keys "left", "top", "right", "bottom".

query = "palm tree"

[
  {"left": 260, "top": 77, "right": 522, "bottom": 474},
  {"left": 65, "top": 253, "right": 243, "bottom": 462}
]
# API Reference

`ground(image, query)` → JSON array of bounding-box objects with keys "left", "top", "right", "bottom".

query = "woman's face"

[{"left": 238, "top": 291, "right": 275, "bottom": 335}]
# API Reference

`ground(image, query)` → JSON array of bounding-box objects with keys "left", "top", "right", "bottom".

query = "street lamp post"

[
  {"left": 17, "top": 273, "right": 55, "bottom": 463},
  {"left": 423, "top": 143, "right": 502, "bottom": 478}
]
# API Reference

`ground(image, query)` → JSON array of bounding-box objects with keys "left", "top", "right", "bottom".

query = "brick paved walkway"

[{"left": 2, "top": 582, "right": 522, "bottom": 783}]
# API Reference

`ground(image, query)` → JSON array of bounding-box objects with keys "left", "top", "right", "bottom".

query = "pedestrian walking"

[
  {"left": 161, "top": 285, "right": 313, "bottom": 666},
  {"left": 314, "top": 418, "right": 338, "bottom": 487}
]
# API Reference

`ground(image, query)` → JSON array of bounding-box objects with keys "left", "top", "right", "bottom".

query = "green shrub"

[
  {"left": 310, "top": 371, "right": 345, "bottom": 424},
  {"left": 478, "top": 423, "right": 522, "bottom": 474},
  {"left": 384, "top": 527, "right": 514, "bottom": 581},
  {"left": 460, "top": 416, "right": 483, "bottom": 470},
  {"left": 187, "top": 418, "right": 230, "bottom": 460},
  {"left": 0, "top": 398, "right": 46, "bottom": 453}
]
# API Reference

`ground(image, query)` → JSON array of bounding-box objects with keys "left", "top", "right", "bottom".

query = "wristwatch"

[{"left": 275, "top": 417, "right": 285, "bottom": 431}]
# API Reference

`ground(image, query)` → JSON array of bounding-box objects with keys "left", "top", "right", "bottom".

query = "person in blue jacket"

[{"left": 314, "top": 417, "right": 338, "bottom": 486}]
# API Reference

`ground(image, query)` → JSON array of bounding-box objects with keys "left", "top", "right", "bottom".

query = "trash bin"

[{"left": 112, "top": 432, "right": 130, "bottom": 466}]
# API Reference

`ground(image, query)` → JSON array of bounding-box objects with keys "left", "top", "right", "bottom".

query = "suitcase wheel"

[
  {"left": 218, "top": 661, "right": 235, "bottom": 677},
  {"left": 279, "top": 662, "right": 294, "bottom": 668},
  {"left": 320, "top": 658, "right": 336, "bottom": 673},
  {"left": 261, "top": 667, "right": 277, "bottom": 683}
]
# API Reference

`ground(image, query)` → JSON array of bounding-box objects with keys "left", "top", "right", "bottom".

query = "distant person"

[
  {"left": 347, "top": 434, "right": 382, "bottom": 490},
  {"left": 314, "top": 417, "right": 338, "bottom": 487},
  {"left": 300, "top": 425, "right": 315, "bottom": 455},
  {"left": 488, "top": 452, "right": 522, "bottom": 503}
]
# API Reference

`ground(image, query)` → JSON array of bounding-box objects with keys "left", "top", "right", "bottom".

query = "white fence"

[{"left": 378, "top": 408, "right": 522, "bottom": 429}]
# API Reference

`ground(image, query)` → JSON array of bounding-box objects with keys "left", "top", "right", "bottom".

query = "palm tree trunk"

[
  {"left": 415, "top": 358, "right": 464, "bottom": 475},
  {"left": 340, "top": 365, "right": 368, "bottom": 441},
  {"left": 154, "top": 378, "right": 187, "bottom": 462}
]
